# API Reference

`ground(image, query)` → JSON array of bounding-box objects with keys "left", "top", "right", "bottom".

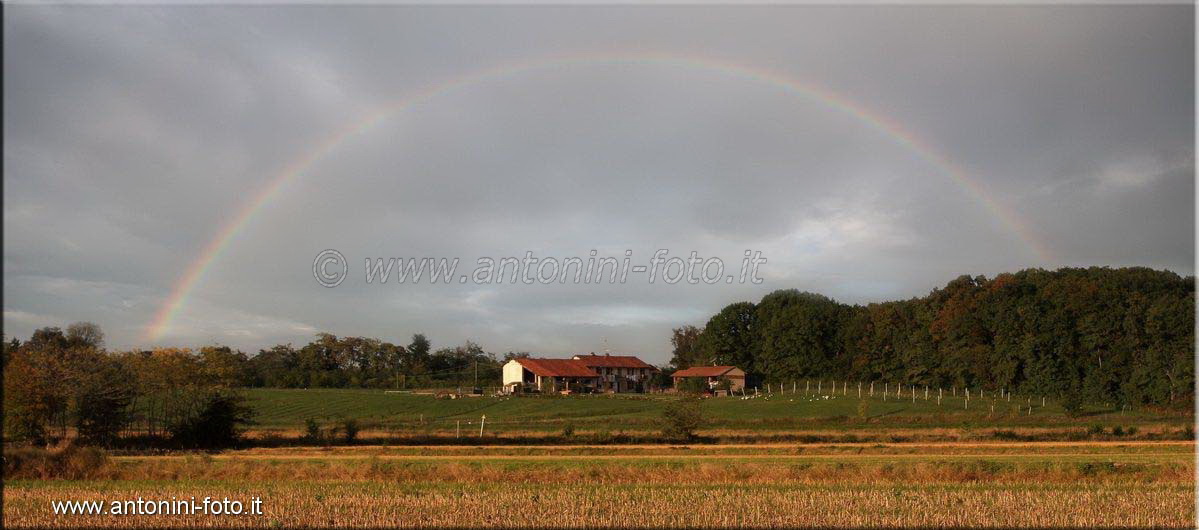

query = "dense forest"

[{"left": 671, "top": 267, "right": 1194, "bottom": 409}]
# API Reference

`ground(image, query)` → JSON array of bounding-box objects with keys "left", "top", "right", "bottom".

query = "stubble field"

[{"left": 4, "top": 441, "right": 1194, "bottom": 528}]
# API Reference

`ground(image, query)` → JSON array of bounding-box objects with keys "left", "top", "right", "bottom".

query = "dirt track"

[
  {"left": 234, "top": 440, "right": 1196, "bottom": 450},
  {"left": 112, "top": 440, "right": 1194, "bottom": 461}
]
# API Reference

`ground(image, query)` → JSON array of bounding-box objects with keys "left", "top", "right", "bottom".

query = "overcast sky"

[{"left": 3, "top": 5, "right": 1194, "bottom": 361}]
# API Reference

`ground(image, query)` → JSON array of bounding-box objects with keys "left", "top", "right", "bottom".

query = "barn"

[{"left": 671, "top": 365, "right": 746, "bottom": 393}]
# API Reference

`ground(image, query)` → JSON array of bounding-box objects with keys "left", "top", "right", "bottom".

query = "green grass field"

[{"left": 242, "top": 387, "right": 1190, "bottom": 438}]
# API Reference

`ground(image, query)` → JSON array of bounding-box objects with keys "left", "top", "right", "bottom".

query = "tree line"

[
  {"left": 244, "top": 334, "right": 513, "bottom": 390},
  {"left": 671, "top": 267, "right": 1193, "bottom": 409},
  {"left": 3, "top": 324, "right": 255, "bottom": 447},
  {"left": 2, "top": 326, "right": 515, "bottom": 446}
]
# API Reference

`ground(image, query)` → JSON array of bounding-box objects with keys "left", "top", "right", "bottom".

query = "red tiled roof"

[
  {"left": 672, "top": 365, "right": 741, "bottom": 377},
  {"left": 572, "top": 354, "right": 656, "bottom": 369},
  {"left": 515, "top": 358, "right": 599, "bottom": 377}
]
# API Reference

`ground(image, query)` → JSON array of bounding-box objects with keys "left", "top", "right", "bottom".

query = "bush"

[
  {"left": 992, "top": 430, "right": 1022, "bottom": 441},
  {"left": 855, "top": 399, "right": 870, "bottom": 422},
  {"left": 1061, "top": 393, "right": 1084, "bottom": 417},
  {"left": 303, "top": 418, "right": 323, "bottom": 443},
  {"left": 340, "top": 418, "right": 360, "bottom": 444},
  {"left": 169, "top": 392, "right": 255, "bottom": 448},
  {"left": 3, "top": 445, "right": 109, "bottom": 479},
  {"left": 661, "top": 396, "right": 704, "bottom": 441},
  {"left": 676, "top": 377, "right": 708, "bottom": 394}
]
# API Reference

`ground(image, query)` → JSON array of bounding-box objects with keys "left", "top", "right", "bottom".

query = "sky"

[{"left": 3, "top": 4, "right": 1194, "bottom": 362}]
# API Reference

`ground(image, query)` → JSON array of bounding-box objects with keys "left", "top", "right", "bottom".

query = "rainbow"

[{"left": 141, "top": 51, "right": 1053, "bottom": 343}]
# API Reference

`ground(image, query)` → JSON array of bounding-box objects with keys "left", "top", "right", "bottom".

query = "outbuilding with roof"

[{"left": 671, "top": 365, "right": 746, "bottom": 392}]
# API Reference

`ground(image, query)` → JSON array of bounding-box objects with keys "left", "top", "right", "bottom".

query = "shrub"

[
  {"left": 299, "top": 417, "right": 318, "bottom": 443},
  {"left": 992, "top": 430, "right": 1021, "bottom": 441},
  {"left": 1060, "top": 393, "right": 1084, "bottom": 417},
  {"left": 677, "top": 377, "right": 708, "bottom": 394},
  {"left": 340, "top": 418, "right": 360, "bottom": 444},
  {"left": 855, "top": 399, "right": 870, "bottom": 422},
  {"left": 3, "top": 445, "right": 109, "bottom": 480},
  {"left": 169, "top": 392, "right": 255, "bottom": 448},
  {"left": 661, "top": 396, "right": 704, "bottom": 441},
  {"left": 303, "top": 418, "right": 323, "bottom": 443}
]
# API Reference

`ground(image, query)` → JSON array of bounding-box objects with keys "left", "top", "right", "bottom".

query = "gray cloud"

[{"left": 3, "top": 5, "right": 1193, "bottom": 362}]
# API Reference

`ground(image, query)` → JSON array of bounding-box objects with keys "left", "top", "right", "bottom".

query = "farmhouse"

[
  {"left": 572, "top": 353, "right": 657, "bottom": 392},
  {"left": 671, "top": 365, "right": 746, "bottom": 393},
  {"left": 502, "top": 353, "right": 657, "bottom": 393}
]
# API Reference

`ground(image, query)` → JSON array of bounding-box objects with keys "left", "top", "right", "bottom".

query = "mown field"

[
  {"left": 4, "top": 442, "right": 1194, "bottom": 527},
  {"left": 241, "top": 387, "right": 1191, "bottom": 440}
]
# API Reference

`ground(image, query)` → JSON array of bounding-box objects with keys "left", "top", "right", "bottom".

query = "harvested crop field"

[{"left": 4, "top": 442, "right": 1194, "bottom": 528}]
